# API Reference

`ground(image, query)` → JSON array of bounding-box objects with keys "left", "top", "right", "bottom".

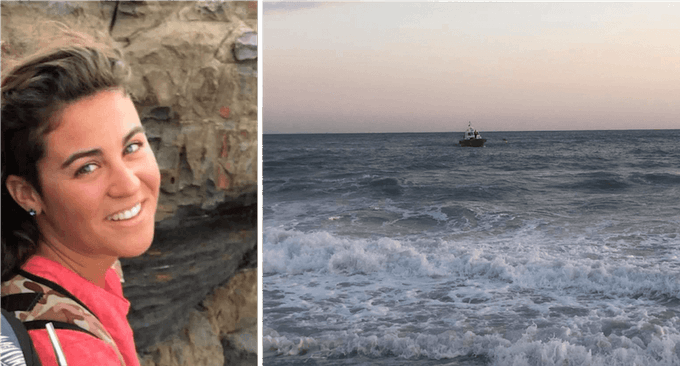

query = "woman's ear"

[{"left": 5, "top": 175, "right": 43, "bottom": 215}]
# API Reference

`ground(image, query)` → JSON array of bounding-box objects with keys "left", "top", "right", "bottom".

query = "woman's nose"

[{"left": 108, "top": 160, "right": 141, "bottom": 197}]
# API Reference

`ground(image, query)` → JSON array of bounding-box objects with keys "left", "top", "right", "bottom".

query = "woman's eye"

[
  {"left": 75, "top": 163, "right": 98, "bottom": 177},
  {"left": 125, "top": 142, "right": 142, "bottom": 155}
]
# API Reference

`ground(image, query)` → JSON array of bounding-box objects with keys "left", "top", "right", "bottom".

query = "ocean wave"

[
  {"left": 367, "top": 177, "right": 404, "bottom": 196},
  {"left": 263, "top": 228, "right": 680, "bottom": 301},
  {"left": 263, "top": 325, "right": 680, "bottom": 366},
  {"left": 629, "top": 172, "right": 680, "bottom": 186},
  {"left": 551, "top": 172, "right": 630, "bottom": 192}
]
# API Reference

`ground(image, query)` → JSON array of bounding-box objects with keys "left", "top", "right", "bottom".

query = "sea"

[{"left": 262, "top": 129, "right": 680, "bottom": 366}]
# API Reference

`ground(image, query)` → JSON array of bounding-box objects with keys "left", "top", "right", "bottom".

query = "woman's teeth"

[{"left": 108, "top": 203, "right": 141, "bottom": 221}]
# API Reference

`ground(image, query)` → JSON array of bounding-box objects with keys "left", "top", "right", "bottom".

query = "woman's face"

[{"left": 36, "top": 89, "right": 160, "bottom": 259}]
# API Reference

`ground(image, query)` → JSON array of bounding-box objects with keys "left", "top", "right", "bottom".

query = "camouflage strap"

[{"left": 1, "top": 269, "right": 126, "bottom": 366}]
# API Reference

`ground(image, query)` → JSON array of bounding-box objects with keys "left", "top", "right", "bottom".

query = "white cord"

[{"left": 45, "top": 322, "right": 69, "bottom": 366}]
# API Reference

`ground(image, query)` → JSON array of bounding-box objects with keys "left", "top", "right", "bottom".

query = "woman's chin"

[
  {"left": 112, "top": 223, "right": 156, "bottom": 258},
  {"left": 119, "top": 240, "right": 154, "bottom": 258},
  {"left": 118, "top": 229, "right": 156, "bottom": 258},
  {"left": 109, "top": 206, "right": 158, "bottom": 258}
]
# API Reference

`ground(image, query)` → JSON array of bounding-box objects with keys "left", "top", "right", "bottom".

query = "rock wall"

[{"left": 1, "top": 2, "right": 258, "bottom": 365}]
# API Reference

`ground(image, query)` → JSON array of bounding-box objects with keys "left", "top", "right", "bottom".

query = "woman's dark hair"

[{"left": 1, "top": 28, "right": 132, "bottom": 281}]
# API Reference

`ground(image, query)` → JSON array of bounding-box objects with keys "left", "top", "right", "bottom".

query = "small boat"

[{"left": 459, "top": 121, "right": 486, "bottom": 147}]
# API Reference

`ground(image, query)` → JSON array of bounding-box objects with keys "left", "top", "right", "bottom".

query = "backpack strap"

[
  {"left": 1, "top": 308, "right": 43, "bottom": 366},
  {"left": 2, "top": 292, "right": 44, "bottom": 312},
  {"left": 1, "top": 270, "right": 126, "bottom": 366}
]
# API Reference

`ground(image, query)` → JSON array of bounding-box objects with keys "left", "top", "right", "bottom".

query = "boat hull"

[{"left": 459, "top": 138, "right": 486, "bottom": 147}]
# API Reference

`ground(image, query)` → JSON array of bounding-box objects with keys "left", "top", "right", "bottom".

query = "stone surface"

[
  {"left": 47, "top": 1, "right": 83, "bottom": 16},
  {"left": 179, "top": 1, "right": 230, "bottom": 22},
  {"left": 215, "top": 21, "right": 256, "bottom": 64},
  {"left": 203, "top": 268, "right": 257, "bottom": 340},
  {"left": 139, "top": 268, "right": 257, "bottom": 366},
  {"left": 222, "top": 327, "right": 258, "bottom": 366},
  {"left": 234, "top": 29, "right": 258, "bottom": 61},
  {"left": 1, "top": 2, "right": 258, "bottom": 365},
  {"left": 140, "top": 310, "right": 225, "bottom": 366}
]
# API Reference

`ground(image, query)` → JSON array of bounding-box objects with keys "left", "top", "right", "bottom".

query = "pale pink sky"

[{"left": 264, "top": 2, "right": 680, "bottom": 133}]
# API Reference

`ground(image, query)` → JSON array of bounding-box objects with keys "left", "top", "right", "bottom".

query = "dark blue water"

[{"left": 263, "top": 130, "right": 680, "bottom": 366}]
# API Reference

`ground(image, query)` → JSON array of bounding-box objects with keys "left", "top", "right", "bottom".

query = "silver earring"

[{"left": 28, "top": 209, "right": 36, "bottom": 216}]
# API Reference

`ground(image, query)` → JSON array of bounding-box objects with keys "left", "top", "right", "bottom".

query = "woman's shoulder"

[{"left": 29, "top": 328, "right": 130, "bottom": 366}]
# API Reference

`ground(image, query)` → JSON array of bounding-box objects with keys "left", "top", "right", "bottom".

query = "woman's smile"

[
  {"left": 103, "top": 200, "right": 153, "bottom": 230},
  {"left": 106, "top": 202, "right": 142, "bottom": 221}
]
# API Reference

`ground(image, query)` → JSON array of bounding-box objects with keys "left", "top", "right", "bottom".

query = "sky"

[{"left": 263, "top": 2, "right": 680, "bottom": 133}]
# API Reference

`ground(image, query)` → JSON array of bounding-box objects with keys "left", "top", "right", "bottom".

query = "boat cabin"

[
  {"left": 463, "top": 122, "right": 482, "bottom": 140},
  {"left": 459, "top": 121, "right": 486, "bottom": 147}
]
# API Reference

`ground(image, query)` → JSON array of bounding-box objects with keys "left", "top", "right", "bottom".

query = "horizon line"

[{"left": 263, "top": 128, "right": 679, "bottom": 135}]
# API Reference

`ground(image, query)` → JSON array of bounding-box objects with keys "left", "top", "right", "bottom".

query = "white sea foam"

[
  {"left": 264, "top": 226, "right": 679, "bottom": 364},
  {"left": 263, "top": 325, "right": 680, "bottom": 365},
  {"left": 264, "top": 227, "right": 679, "bottom": 299}
]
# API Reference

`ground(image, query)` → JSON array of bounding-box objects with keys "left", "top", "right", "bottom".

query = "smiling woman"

[{"left": 1, "top": 30, "right": 159, "bottom": 366}]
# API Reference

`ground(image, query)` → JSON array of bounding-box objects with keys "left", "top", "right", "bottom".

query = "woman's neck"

[{"left": 36, "top": 240, "right": 115, "bottom": 288}]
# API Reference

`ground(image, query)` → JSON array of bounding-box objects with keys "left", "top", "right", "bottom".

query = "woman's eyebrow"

[
  {"left": 61, "top": 148, "right": 102, "bottom": 169},
  {"left": 123, "top": 125, "right": 145, "bottom": 145},
  {"left": 61, "top": 126, "right": 146, "bottom": 169}
]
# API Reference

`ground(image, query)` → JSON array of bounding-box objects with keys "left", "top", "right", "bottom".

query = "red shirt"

[{"left": 22, "top": 256, "right": 140, "bottom": 366}]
